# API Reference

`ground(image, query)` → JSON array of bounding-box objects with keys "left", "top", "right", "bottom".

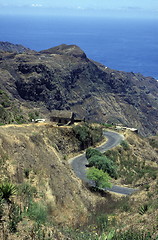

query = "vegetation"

[
  {"left": 0, "top": 89, "right": 27, "bottom": 124},
  {"left": 17, "top": 182, "right": 37, "bottom": 206},
  {"left": 86, "top": 148, "right": 117, "bottom": 178},
  {"left": 73, "top": 123, "right": 103, "bottom": 149},
  {"left": 86, "top": 147, "right": 102, "bottom": 159},
  {"left": 0, "top": 182, "right": 16, "bottom": 203},
  {"left": 110, "top": 230, "right": 155, "bottom": 240},
  {"left": 86, "top": 167, "right": 112, "bottom": 188},
  {"left": 0, "top": 89, "right": 41, "bottom": 125},
  {"left": 120, "top": 140, "right": 130, "bottom": 150},
  {"left": 25, "top": 200, "right": 48, "bottom": 224},
  {"left": 148, "top": 136, "right": 158, "bottom": 149},
  {"left": 0, "top": 181, "right": 49, "bottom": 238},
  {"left": 61, "top": 225, "right": 157, "bottom": 240},
  {"left": 104, "top": 141, "right": 158, "bottom": 185},
  {"left": 0, "top": 124, "right": 157, "bottom": 239},
  {"left": 28, "top": 111, "right": 39, "bottom": 121},
  {"left": 8, "top": 203, "right": 22, "bottom": 233},
  {"left": 101, "top": 123, "right": 115, "bottom": 129}
]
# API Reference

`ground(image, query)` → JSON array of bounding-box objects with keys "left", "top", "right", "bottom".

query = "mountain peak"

[{"left": 40, "top": 44, "right": 87, "bottom": 58}]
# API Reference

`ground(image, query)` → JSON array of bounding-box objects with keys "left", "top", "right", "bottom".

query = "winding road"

[{"left": 69, "top": 131, "right": 137, "bottom": 195}]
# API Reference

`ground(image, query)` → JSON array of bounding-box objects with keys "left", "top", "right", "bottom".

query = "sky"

[{"left": 0, "top": 0, "right": 158, "bottom": 18}]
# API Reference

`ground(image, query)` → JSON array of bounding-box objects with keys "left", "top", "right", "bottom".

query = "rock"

[{"left": 0, "top": 43, "right": 158, "bottom": 136}]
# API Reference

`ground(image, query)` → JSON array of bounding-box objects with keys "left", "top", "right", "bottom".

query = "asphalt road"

[{"left": 69, "top": 131, "right": 137, "bottom": 195}]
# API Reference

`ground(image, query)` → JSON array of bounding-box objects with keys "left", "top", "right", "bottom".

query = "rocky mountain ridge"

[
  {"left": 0, "top": 42, "right": 158, "bottom": 135},
  {"left": 0, "top": 41, "right": 33, "bottom": 53}
]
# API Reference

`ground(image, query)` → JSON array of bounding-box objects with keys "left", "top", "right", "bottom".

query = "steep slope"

[
  {"left": 0, "top": 41, "right": 33, "bottom": 53},
  {"left": 0, "top": 125, "right": 157, "bottom": 239},
  {"left": 0, "top": 42, "right": 158, "bottom": 135},
  {"left": 0, "top": 123, "right": 99, "bottom": 226}
]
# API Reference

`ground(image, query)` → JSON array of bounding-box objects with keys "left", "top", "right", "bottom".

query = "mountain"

[
  {"left": 0, "top": 42, "right": 158, "bottom": 135},
  {"left": 0, "top": 41, "right": 33, "bottom": 53}
]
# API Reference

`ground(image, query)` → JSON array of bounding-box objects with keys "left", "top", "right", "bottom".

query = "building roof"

[{"left": 50, "top": 110, "right": 74, "bottom": 119}]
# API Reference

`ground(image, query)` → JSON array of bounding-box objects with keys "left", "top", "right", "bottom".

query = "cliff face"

[{"left": 0, "top": 42, "right": 158, "bottom": 135}]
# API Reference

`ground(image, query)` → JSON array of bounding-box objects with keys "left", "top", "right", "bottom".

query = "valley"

[{"left": 0, "top": 42, "right": 158, "bottom": 239}]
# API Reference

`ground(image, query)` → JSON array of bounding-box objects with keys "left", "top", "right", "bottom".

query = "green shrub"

[
  {"left": 15, "top": 115, "right": 25, "bottom": 124},
  {"left": 111, "top": 229, "right": 153, "bottom": 240},
  {"left": 96, "top": 214, "right": 108, "bottom": 231},
  {"left": 102, "top": 123, "right": 114, "bottom": 128},
  {"left": 63, "top": 227, "right": 100, "bottom": 240},
  {"left": 73, "top": 124, "right": 103, "bottom": 149},
  {"left": 18, "top": 183, "right": 37, "bottom": 203},
  {"left": 0, "top": 182, "right": 16, "bottom": 203},
  {"left": 28, "top": 111, "right": 39, "bottom": 121},
  {"left": 8, "top": 203, "right": 22, "bottom": 233},
  {"left": 104, "top": 150, "right": 118, "bottom": 163},
  {"left": 26, "top": 201, "right": 48, "bottom": 224},
  {"left": 73, "top": 124, "right": 91, "bottom": 149},
  {"left": 120, "top": 200, "right": 131, "bottom": 212},
  {"left": 0, "top": 89, "right": 27, "bottom": 125},
  {"left": 87, "top": 155, "right": 117, "bottom": 179},
  {"left": 86, "top": 148, "right": 102, "bottom": 159},
  {"left": 138, "top": 204, "right": 148, "bottom": 215},
  {"left": 148, "top": 137, "right": 158, "bottom": 149},
  {"left": 24, "top": 168, "right": 30, "bottom": 179},
  {"left": 86, "top": 167, "right": 112, "bottom": 189},
  {"left": 120, "top": 140, "right": 130, "bottom": 151}
]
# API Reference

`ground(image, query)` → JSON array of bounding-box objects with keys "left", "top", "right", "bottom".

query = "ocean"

[{"left": 0, "top": 15, "right": 157, "bottom": 79}]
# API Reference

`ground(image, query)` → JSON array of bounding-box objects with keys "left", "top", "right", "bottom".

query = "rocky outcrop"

[
  {"left": 0, "top": 42, "right": 158, "bottom": 135},
  {"left": 0, "top": 41, "right": 33, "bottom": 53}
]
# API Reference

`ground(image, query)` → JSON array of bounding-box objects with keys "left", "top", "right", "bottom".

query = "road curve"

[{"left": 69, "top": 131, "right": 136, "bottom": 195}]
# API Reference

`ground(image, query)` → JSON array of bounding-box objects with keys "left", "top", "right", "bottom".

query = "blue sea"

[{"left": 0, "top": 15, "right": 158, "bottom": 79}]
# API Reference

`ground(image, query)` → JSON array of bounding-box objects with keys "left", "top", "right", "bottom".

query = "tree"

[
  {"left": 87, "top": 155, "right": 117, "bottom": 179},
  {"left": 73, "top": 124, "right": 103, "bottom": 149},
  {"left": 86, "top": 167, "right": 112, "bottom": 189}
]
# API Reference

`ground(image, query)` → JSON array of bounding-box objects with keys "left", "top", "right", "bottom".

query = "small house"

[{"left": 50, "top": 110, "right": 75, "bottom": 125}]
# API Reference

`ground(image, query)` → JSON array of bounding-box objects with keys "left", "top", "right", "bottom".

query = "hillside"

[
  {"left": 0, "top": 123, "right": 104, "bottom": 238},
  {"left": 0, "top": 41, "right": 33, "bottom": 54},
  {"left": 0, "top": 42, "right": 158, "bottom": 136},
  {"left": 0, "top": 124, "right": 158, "bottom": 239}
]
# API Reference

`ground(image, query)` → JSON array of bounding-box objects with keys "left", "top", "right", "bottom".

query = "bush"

[
  {"left": 148, "top": 137, "right": 158, "bottom": 149},
  {"left": 73, "top": 124, "right": 103, "bottom": 149},
  {"left": 111, "top": 229, "right": 153, "bottom": 240},
  {"left": 24, "top": 168, "right": 30, "bottom": 179},
  {"left": 28, "top": 111, "right": 39, "bottom": 121},
  {"left": 138, "top": 204, "right": 148, "bottom": 215},
  {"left": 26, "top": 201, "right": 48, "bottom": 224},
  {"left": 15, "top": 115, "right": 25, "bottom": 124},
  {"left": 73, "top": 124, "right": 92, "bottom": 149},
  {"left": 104, "top": 150, "right": 118, "bottom": 163},
  {"left": 120, "top": 140, "right": 130, "bottom": 151},
  {"left": 8, "top": 203, "right": 22, "bottom": 233},
  {"left": 96, "top": 214, "right": 108, "bottom": 231},
  {"left": 87, "top": 155, "right": 117, "bottom": 179},
  {"left": 86, "top": 148, "right": 102, "bottom": 159},
  {"left": 18, "top": 183, "right": 37, "bottom": 204},
  {"left": 0, "top": 182, "right": 16, "bottom": 203},
  {"left": 86, "top": 167, "right": 112, "bottom": 189},
  {"left": 102, "top": 123, "right": 114, "bottom": 128}
]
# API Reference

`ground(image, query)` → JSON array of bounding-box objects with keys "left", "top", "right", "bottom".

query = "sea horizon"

[{"left": 0, "top": 15, "right": 157, "bottom": 79}]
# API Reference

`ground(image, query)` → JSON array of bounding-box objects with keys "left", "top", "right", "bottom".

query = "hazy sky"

[{"left": 0, "top": 0, "right": 158, "bottom": 18}]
